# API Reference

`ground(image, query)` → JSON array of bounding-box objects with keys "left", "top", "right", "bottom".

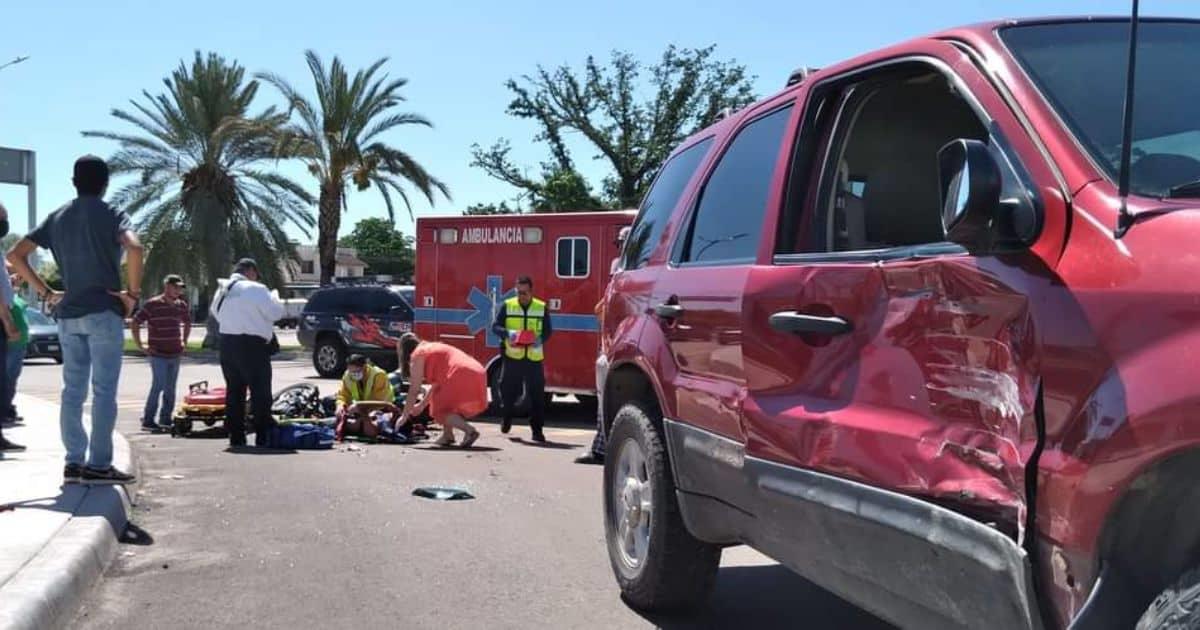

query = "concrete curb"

[{"left": 0, "top": 430, "right": 138, "bottom": 630}]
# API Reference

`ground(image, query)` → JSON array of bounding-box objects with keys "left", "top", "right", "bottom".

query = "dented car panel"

[{"left": 742, "top": 254, "right": 1046, "bottom": 529}]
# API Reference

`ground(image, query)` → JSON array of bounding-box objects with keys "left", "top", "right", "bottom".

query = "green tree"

[
  {"left": 83, "top": 52, "right": 314, "bottom": 305},
  {"left": 338, "top": 217, "right": 414, "bottom": 279},
  {"left": 260, "top": 52, "right": 450, "bottom": 285},
  {"left": 463, "top": 201, "right": 521, "bottom": 216},
  {"left": 472, "top": 45, "right": 757, "bottom": 209}
]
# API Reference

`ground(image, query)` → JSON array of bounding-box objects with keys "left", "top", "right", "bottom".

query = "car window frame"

[
  {"left": 775, "top": 56, "right": 1043, "bottom": 265},
  {"left": 622, "top": 135, "right": 716, "bottom": 271},
  {"left": 671, "top": 101, "right": 796, "bottom": 269}
]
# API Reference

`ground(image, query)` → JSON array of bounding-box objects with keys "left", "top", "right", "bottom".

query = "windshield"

[
  {"left": 26, "top": 309, "right": 54, "bottom": 326},
  {"left": 1002, "top": 21, "right": 1200, "bottom": 197},
  {"left": 397, "top": 289, "right": 415, "bottom": 307}
]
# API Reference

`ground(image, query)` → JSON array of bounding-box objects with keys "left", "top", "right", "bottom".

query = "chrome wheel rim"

[
  {"left": 613, "top": 438, "right": 652, "bottom": 572},
  {"left": 317, "top": 345, "right": 338, "bottom": 372}
]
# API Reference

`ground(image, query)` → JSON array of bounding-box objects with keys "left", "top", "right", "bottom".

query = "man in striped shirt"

[{"left": 132, "top": 275, "right": 191, "bottom": 432}]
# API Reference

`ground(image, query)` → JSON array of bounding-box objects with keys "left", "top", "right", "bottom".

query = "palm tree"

[
  {"left": 258, "top": 51, "right": 449, "bottom": 284},
  {"left": 84, "top": 52, "right": 314, "bottom": 342}
]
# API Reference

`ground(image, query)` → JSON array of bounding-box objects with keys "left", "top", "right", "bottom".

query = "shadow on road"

[
  {"left": 413, "top": 445, "right": 503, "bottom": 453},
  {"left": 508, "top": 437, "right": 580, "bottom": 450},
  {"left": 631, "top": 564, "right": 895, "bottom": 630}
]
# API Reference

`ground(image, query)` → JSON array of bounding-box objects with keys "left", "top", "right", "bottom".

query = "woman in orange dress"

[{"left": 397, "top": 332, "right": 486, "bottom": 447}]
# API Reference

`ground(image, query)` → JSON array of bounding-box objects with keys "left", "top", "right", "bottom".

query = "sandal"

[{"left": 461, "top": 429, "right": 480, "bottom": 449}]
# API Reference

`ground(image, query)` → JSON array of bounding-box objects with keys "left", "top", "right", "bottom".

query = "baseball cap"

[
  {"left": 234, "top": 258, "right": 259, "bottom": 273},
  {"left": 163, "top": 274, "right": 185, "bottom": 288}
]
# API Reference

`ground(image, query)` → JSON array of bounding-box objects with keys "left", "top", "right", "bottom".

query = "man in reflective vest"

[
  {"left": 491, "top": 275, "right": 554, "bottom": 442},
  {"left": 335, "top": 354, "right": 396, "bottom": 440}
]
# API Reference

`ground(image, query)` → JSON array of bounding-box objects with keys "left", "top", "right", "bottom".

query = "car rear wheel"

[
  {"left": 1137, "top": 567, "right": 1200, "bottom": 629},
  {"left": 604, "top": 401, "right": 720, "bottom": 611},
  {"left": 313, "top": 337, "right": 346, "bottom": 379}
]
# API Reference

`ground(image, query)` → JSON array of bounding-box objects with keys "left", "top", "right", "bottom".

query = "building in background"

[{"left": 283, "top": 244, "right": 368, "bottom": 284}]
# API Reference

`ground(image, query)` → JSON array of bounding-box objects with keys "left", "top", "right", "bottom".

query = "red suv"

[{"left": 598, "top": 17, "right": 1200, "bottom": 630}]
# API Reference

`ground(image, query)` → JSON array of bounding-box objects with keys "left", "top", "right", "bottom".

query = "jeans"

[
  {"left": 59, "top": 311, "right": 124, "bottom": 469},
  {"left": 590, "top": 354, "right": 609, "bottom": 457},
  {"left": 5, "top": 344, "right": 24, "bottom": 419},
  {"left": 143, "top": 355, "right": 181, "bottom": 426}
]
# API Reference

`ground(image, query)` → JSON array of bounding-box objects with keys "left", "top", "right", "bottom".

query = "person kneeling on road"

[
  {"left": 335, "top": 354, "right": 397, "bottom": 440},
  {"left": 396, "top": 333, "right": 484, "bottom": 448}
]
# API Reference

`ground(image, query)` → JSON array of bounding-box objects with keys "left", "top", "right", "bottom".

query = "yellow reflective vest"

[
  {"left": 503, "top": 297, "right": 546, "bottom": 362},
  {"left": 336, "top": 364, "right": 394, "bottom": 408}
]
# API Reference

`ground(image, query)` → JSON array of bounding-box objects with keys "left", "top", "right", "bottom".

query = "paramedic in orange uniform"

[{"left": 396, "top": 332, "right": 486, "bottom": 448}]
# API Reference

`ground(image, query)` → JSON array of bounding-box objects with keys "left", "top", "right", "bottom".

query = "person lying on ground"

[
  {"left": 335, "top": 354, "right": 396, "bottom": 440},
  {"left": 396, "top": 332, "right": 484, "bottom": 448}
]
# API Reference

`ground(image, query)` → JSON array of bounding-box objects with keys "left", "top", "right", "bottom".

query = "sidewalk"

[{"left": 0, "top": 394, "right": 137, "bottom": 630}]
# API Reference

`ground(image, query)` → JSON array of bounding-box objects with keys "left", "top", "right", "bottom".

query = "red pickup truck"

[{"left": 597, "top": 17, "right": 1200, "bottom": 630}]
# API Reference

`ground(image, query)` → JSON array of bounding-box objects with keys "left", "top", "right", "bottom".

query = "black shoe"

[
  {"left": 0, "top": 437, "right": 26, "bottom": 452},
  {"left": 500, "top": 417, "right": 512, "bottom": 434},
  {"left": 229, "top": 435, "right": 247, "bottom": 447},
  {"left": 531, "top": 430, "right": 546, "bottom": 443},
  {"left": 81, "top": 466, "right": 136, "bottom": 485},
  {"left": 141, "top": 422, "right": 166, "bottom": 434},
  {"left": 64, "top": 463, "right": 83, "bottom": 484},
  {"left": 1, "top": 415, "right": 23, "bottom": 427},
  {"left": 574, "top": 452, "right": 603, "bottom": 465}
]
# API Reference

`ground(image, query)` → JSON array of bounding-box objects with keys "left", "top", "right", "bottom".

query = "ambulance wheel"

[{"left": 313, "top": 336, "right": 346, "bottom": 378}]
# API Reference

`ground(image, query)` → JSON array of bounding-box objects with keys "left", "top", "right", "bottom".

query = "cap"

[
  {"left": 346, "top": 354, "right": 368, "bottom": 367},
  {"left": 234, "top": 258, "right": 258, "bottom": 273},
  {"left": 163, "top": 274, "right": 185, "bottom": 288}
]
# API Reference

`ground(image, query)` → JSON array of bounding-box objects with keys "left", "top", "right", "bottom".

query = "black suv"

[{"left": 298, "top": 284, "right": 415, "bottom": 378}]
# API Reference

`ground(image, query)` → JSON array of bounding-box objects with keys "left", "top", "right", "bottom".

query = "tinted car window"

[
  {"left": 304, "top": 290, "right": 337, "bottom": 313},
  {"left": 681, "top": 105, "right": 792, "bottom": 264},
  {"left": 623, "top": 137, "right": 714, "bottom": 269}
]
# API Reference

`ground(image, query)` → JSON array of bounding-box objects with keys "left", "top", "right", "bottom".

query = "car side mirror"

[
  {"left": 938, "top": 139, "right": 1001, "bottom": 249},
  {"left": 615, "top": 226, "right": 631, "bottom": 247}
]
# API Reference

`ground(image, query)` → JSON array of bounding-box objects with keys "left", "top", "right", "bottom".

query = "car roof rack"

[
  {"left": 324, "top": 274, "right": 414, "bottom": 288},
  {"left": 786, "top": 67, "right": 819, "bottom": 87}
]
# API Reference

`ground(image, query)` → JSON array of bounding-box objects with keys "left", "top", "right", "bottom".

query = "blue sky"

[{"left": 2, "top": 0, "right": 1197, "bottom": 242}]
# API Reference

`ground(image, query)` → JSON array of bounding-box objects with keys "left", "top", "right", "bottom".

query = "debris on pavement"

[{"left": 412, "top": 487, "right": 474, "bottom": 501}]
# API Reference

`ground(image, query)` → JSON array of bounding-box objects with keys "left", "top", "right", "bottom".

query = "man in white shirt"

[{"left": 210, "top": 258, "right": 284, "bottom": 448}]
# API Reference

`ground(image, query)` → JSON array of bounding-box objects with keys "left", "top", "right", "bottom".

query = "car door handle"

[
  {"left": 654, "top": 303, "right": 684, "bottom": 319},
  {"left": 769, "top": 311, "right": 853, "bottom": 336}
]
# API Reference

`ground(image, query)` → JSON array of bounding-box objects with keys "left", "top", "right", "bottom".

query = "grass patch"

[{"left": 123, "top": 339, "right": 300, "bottom": 353}]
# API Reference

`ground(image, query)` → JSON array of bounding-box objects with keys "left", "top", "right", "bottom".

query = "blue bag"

[{"left": 271, "top": 422, "right": 335, "bottom": 450}]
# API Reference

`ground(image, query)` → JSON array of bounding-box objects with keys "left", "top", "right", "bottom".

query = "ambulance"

[{"left": 413, "top": 211, "right": 634, "bottom": 405}]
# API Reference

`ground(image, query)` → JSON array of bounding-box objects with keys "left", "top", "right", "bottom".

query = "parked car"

[
  {"left": 597, "top": 16, "right": 1200, "bottom": 630},
  {"left": 25, "top": 308, "right": 62, "bottom": 364},
  {"left": 276, "top": 284, "right": 319, "bottom": 329},
  {"left": 297, "top": 283, "right": 415, "bottom": 378}
]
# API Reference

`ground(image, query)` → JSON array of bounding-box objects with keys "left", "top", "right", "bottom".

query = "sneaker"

[
  {"left": 531, "top": 430, "right": 547, "bottom": 444},
  {"left": 500, "top": 417, "right": 512, "bottom": 434},
  {"left": 81, "top": 466, "right": 136, "bottom": 485},
  {"left": 0, "top": 436, "right": 26, "bottom": 452},
  {"left": 64, "top": 464, "right": 83, "bottom": 484},
  {"left": 141, "top": 423, "right": 165, "bottom": 434},
  {"left": 574, "top": 452, "right": 603, "bottom": 465}
]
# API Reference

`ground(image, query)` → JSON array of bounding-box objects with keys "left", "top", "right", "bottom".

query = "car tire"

[
  {"left": 604, "top": 401, "right": 721, "bottom": 611},
  {"left": 313, "top": 336, "right": 346, "bottom": 379},
  {"left": 1137, "top": 567, "right": 1200, "bottom": 629}
]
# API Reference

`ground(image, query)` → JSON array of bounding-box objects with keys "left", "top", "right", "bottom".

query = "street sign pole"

[{"left": 24, "top": 151, "right": 35, "bottom": 233}]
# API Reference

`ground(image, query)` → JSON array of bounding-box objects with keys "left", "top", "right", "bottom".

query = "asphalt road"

[{"left": 13, "top": 351, "right": 891, "bottom": 630}]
